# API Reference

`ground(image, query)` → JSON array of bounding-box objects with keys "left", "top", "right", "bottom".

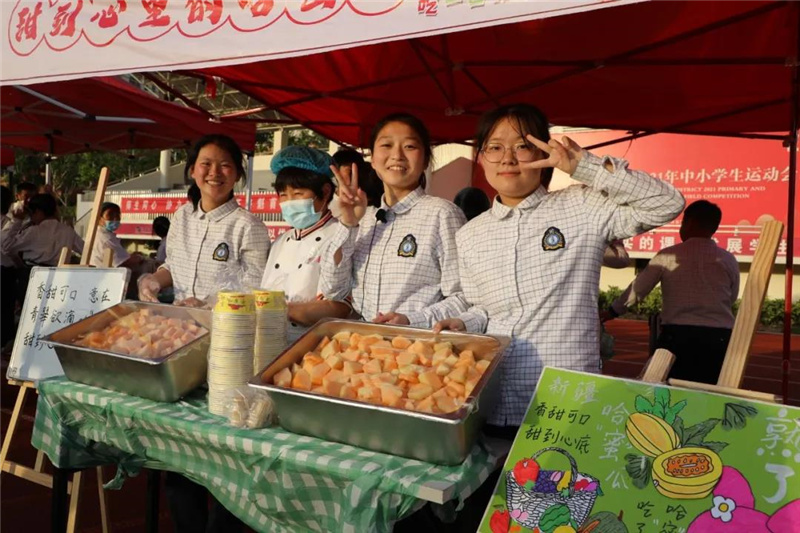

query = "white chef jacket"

[
  {"left": 261, "top": 212, "right": 340, "bottom": 342},
  {"left": 90, "top": 226, "right": 131, "bottom": 267},
  {"left": 456, "top": 152, "right": 686, "bottom": 426},
  {"left": 160, "top": 198, "right": 271, "bottom": 302}
]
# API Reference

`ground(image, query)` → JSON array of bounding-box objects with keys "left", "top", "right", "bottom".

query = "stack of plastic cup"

[
  {"left": 253, "top": 290, "right": 288, "bottom": 374},
  {"left": 208, "top": 291, "right": 256, "bottom": 415}
]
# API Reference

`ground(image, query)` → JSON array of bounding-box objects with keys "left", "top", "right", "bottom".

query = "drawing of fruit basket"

[{"left": 505, "top": 447, "right": 601, "bottom": 530}]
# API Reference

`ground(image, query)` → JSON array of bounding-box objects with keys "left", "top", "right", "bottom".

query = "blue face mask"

[
  {"left": 104, "top": 221, "right": 120, "bottom": 232},
  {"left": 280, "top": 198, "right": 321, "bottom": 230}
]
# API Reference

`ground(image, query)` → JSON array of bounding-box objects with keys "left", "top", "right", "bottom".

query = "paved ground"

[{"left": 1, "top": 319, "right": 797, "bottom": 531}]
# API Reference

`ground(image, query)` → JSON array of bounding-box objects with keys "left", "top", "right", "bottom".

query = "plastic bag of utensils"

[{"left": 225, "top": 387, "right": 276, "bottom": 429}]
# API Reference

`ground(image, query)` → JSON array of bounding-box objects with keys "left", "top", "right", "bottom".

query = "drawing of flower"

[{"left": 710, "top": 496, "right": 736, "bottom": 523}]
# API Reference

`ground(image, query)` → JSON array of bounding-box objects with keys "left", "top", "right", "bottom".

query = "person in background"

[
  {"left": 137, "top": 134, "right": 270, "bottom": 533},
  {"left": 2, "top": 193, "right": 83, "bottom": 267},
  {"left": 261, "top": 146, "right": 351, "bottom": 342},
  {"left": 453, "top": 186, "right": 491, "bottom": 221},
  {"left": 603, "top": 239, "right": 631, "bottom": 268},
  {"left": 7, "top": 181, "right": 37, "bottom": 223},
  {"left": 152, "top": 215, "right": 170, "bottom": 263},
  {"left": 321, "top": 112, "right": 467, "bottom": 327},
  {"left": 605, "top": 200, "right": 739, "bottom": 384},
  {"left": 1, "top": 186, "right": 17, "bottom": 350},
  {"left": 332, "top": 148, "right": 383, "bottom": 208}
]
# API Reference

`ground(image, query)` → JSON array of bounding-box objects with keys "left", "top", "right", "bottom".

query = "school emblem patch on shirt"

[
  {"left": 213, "top": 242, "right": 230, "bottom": 262},
  {"left": 542, "top": 227, "right": 565, "bottom": 251},
  {"left": 398, "top": 234, "right": 417, "bottom": 257}
]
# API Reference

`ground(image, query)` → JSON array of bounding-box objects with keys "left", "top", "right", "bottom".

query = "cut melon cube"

[
  {"left": 407, "top": 383, "right": 434, "bottom": 401},
  {"left": 446, "top": 382, "right": 465, "bottom": 397},
  {"left": 350, "top": 373, "right": 368, "bottom": 387},
  {"left": 323, "top": 369, "right": 347, "bottom": 387},
  {"left": 404, "top": 399, "right": 417, "bottom": 411},
  {"left": 332, "top": 330, "right": 351, "bottom": 342},
  {"left": 465, "top": 381, "right": 476, "bottom": 397},
  {"left": 383, "top": 358, "right": 399, "bottom": 372},
  {"left": 292, "top": 362, "right": 302, "bottom": 375},
  {"left": 358, "top": 334, "right": 384, "bottom": 352},
  {"left": 444, "top": 354, "right": 459, "bottom": 367},
  {"left": 448, "top": 366, "right": 467, "bottom": 384},
  {"left": 435, "top": 395, "right": 460, "bottom": 413},
  {"left": 396, "top": 352, "right": 419, "bottom": 366},
  {"left": 291, "top": 368, "right": 312, "bottom": 391},
  {"left": 320, "top": 339, "right": 340, "bottom": 359},
  {"left": 369, "top": 339, "right": 394, "bottom": 353},
  {"left": 418, "top": 370, "right": 443, "bottom": 390},
  {"left": 409, "top": 340, "right": 434, "bottom": 357},
  {"left": 433, "top": 341, "right": 453, "bottom": 353},
  {"left": 379, "top": 384, "right": 404, "bottom": 406},
  {"left": 316, "top": 336, "right": 331, "bottom": 351},
  {"left": 416, "top": 395, "right": 437, "bottom": 413},
  {"left": 302, "top": 353, "right": 325, "bottom": 372},
  {"left": 363, "top": 359, "right": 383, "bottom": 374},
  {"left": 432, "top": 349, "right": 451, "bottom": 366},
  {"left": 435, "top": 363, "right": 452, "bottom": 377},
  {"left": 476, "top": 360, "right": 491, "bottom": 374},
  {"left": 455, "top": 350, "right": 476, "bottom": 368},
  {"left": 391, "top": 336, "right": 413, "bottom": 349},
  {"left": 349, "top": 333, "right": 362, "bottom": 346},
  {"left": 431, "top": 387, "right": 450, "bottom": 400},
  {"left": 357, "top": 385, "right": 379, "bottom": 402},
  {"left": 273, "top": 367, "right": 292, "bottom": 387},
  {"left": 418, "top": 352, "right": 432, "bottom": 367},
  {"left": 340, "top": 349, "right": 361, "bottom": 362},
  {"left": 339, "top": 385, "right": 357, "bottom": 400},
  {"left": 312, "top": 386, "right": 325, "bottom": 394},
  {"left": 326, "top": 355, "right": 344, "bottom": 370},
  {"left": 324, "top": 378, "right": 345, "bottom": 396},
  {"left": 372, "top": 372, "right": 399, "bottom": 385},
  {"left": 398, "top": 370, "right": 419, "bottom": 384},
  {"left": 342, "top": 361, "right": 363, "bottom": 376},
  {"left": 309, "top": 362, "right": 332, "bottom": 386}
]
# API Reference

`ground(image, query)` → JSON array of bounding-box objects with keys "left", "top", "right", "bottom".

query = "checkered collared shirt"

[
  {"left": 456, "top": 152, "right": 685, "bottom": 426},
  {"left": 160, "top": 198, "right": 271, "bottom": 302},
  {"left": 320, "top": 186, "right": 467, "bottom": 328}
]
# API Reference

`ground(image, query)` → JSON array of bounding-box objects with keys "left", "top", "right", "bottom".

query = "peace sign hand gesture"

[
  {"left": 523, "top": 135, "right": 584, "bottom": 176},
  {"left": 330, "top": 163, "right": 369, "bottom": 228}
]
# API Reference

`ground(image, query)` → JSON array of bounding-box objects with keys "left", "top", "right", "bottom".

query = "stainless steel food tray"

[
  {"left": 249, "top": 319, "right": 509, "bottom": 465},
  {"left": 44, "top": 301, "right": 211, "bottom": 402}
]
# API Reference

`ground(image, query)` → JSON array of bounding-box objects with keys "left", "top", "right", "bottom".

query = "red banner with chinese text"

[{"left": 119, "top": 192, "right": 281, "bottom": 214}]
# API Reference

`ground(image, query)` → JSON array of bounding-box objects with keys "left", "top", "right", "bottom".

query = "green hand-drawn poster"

[{"left": 478, "top": 368, "right": 800, "bottom": 533}]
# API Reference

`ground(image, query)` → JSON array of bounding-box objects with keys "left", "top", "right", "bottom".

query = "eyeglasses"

[{"left": 480, "top": 143, "right": 537, "bottom": 163}]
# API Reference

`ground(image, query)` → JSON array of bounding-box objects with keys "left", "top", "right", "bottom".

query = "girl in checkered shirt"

[{"left": 321, "top": 113, "right": 468, "bottom": 328}]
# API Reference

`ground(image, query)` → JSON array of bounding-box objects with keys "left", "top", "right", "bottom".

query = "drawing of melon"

[
  {"left": 652, "top": 447, "right": 723, "bottom": 499},
  {"left": 625, "top": 413, "right": 680, "bottom": 458}
]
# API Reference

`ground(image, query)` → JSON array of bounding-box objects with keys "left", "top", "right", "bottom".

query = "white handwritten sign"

[{"left": 7, "top": 267, "right": 129, "bottom": 383}]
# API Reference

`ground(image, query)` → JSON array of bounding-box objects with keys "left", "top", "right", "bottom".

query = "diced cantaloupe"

[
  {"left": 326, "top": 355, "right": 344, "bottom": 370},
  {"left": 349, "top": 333, "right": 363, "bottom": 346},
  {"left": 363, "top": 358, "right": 382, "bottom": 374},
  {"left": 431, "top": 349, "right": 451, "bottom": 367},
  {"left": 407, "top": 383, "right": 434, "bottom": 401},
  {"left": 435, "top": 395, "right": 460, "bottom": 413},
  {"left": 309, "top": 362, "right": 332, "bottom": 386},
  {"left": 444, "top": 354, "right": 459, "bottom": 367},
  {"left": 465, "top": 381, "right": 476, "bottom": 397},
  {"left": 291, "top": 368, "right": 312, "bottom": 391},
  {"left": 418, "top": 370, "right": 443, "bottom": 390},
  {"left": 320, "top": 339, "right": 340, "bottom": 359},
  {"left": 332, "top": 330, "right": 351, "bottom": 342},
  {"left": 433, "top": 341, "right": 452, "bottom": 353},
  {"left": 391, "top": 336, "right": 413, "bottom": 349},
  {"left": 383, "top": 358, "right": 399, "bottom": 372},
  {"left": 322, "top": 369, "right": 346, "bottom": 387},
  {"left": 379, "top": 384, "right": 404, "bottom": 406},
  {"left": 292, "top": 362, "right": 302, "bottom": 375},
  {"left": 396, "top": 352, "right": 419, "bottom": 366},
  {"left": 316, "top": 336, "right": 331, "bottom": 351},
  {"left": 435, "top": 363, "right": 452, "bottom": 377},
  {"left": 312, "top": 386, "right": 325, "bottom": 394},
  {"left": 409, "top": 340, "right": 434, "bottom": 357},
  {"left": 416, "top": 395, "right": 437, "bottom": 413},
  {"left": 455, "top": 350, "right": 475, "bottom": 367},
  {"left": 431, "top": 387, "right": 450, "bottom": 400},
  {"left": 358, "top": 334, "right": 384, "bottom": 352},
  {"left": 341, "top": 349, "right": 362, "bottom": 362},
  {"left": 273, "top": 367, "right": 292, "bottom": 388},
  {"left": 342, "top": 361, "right": 363, "bottom": 376},
  {"left": 324, "top": 378, "right": 344, "bottom": 396},
  {"left": 448, "top": 366, "right": 467, "bottom": 384},
  {"left": 369, "top": 339, "right": 393, "bottom": 353},
  {"left": 446, "top": 382, "right": 465, "bottom": 398},
  {"left": 404, "top": 399, "right": 417, "bottom": 411},
  {"left": 418, "top": 352, "right": 432, "bottom": 367},
  {"left": 372, "top": 372, "right": 398, "bottom": 385},
  {"left": 301, "top": 353, "right": 325, "bottom": 372},
  {"left": 475, "top": 359, "right": 491, "bottom": 374},
  {"left": 357, "top": 385, "right": 379, "bottom": 402},
  {"left": 350, "top": 373, "right": 369, "bottom": 387},
  {"left": 339, "top": 385, "right": 357, "bottom": 400}
]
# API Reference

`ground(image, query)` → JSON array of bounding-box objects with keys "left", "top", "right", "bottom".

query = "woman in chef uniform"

[{"left": 261, "top": 146, "right": 351, "bottom": 342}]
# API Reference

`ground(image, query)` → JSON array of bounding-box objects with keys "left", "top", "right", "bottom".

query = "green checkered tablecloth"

[{"left": 32, "top": 378, "right": 503, "bottom": 533}]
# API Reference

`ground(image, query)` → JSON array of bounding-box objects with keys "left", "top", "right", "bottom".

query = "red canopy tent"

[{"left": 1, "top": 76, "right": 255, "bottom": 155}]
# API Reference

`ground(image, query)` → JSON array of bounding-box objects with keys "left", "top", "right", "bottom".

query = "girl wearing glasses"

[{"left": 436, "top": 103, "right": 685, "bottom": 436}]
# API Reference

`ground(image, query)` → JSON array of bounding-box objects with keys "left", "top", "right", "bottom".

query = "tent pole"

[{"left": 245, "top": 151, "right": 254, "bottom": 211}]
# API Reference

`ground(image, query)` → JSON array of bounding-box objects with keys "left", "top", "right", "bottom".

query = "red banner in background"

[
  {"left": 118, "top": 222, "right": 289, "bottom": 242},
  {"left": 555, "top": 131, "right": 792, "bottom": 261},
  {"left": 119, "top": 193, "right": 281, "bottom": 214}
]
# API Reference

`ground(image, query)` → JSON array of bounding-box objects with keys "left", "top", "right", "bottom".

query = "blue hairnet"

[{"left": 270, "top": 146, "right": 334, "bottom": 177}]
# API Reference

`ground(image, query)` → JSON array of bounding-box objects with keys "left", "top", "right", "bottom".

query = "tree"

[{"left": 289, "top": 129, "right": 328, "bottom": 149}]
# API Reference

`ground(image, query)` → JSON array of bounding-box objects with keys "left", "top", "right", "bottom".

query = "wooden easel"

[
  {"left": 1, "top": 168, "right": 112, "bottom": 533},
  {"left": 641, "top": 220, "right": 784, "bottom": 404}
]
